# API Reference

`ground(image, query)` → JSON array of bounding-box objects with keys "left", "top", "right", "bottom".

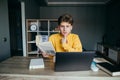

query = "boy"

[{"left": 42, "top": 13, "right": 82, "bottom": 57}]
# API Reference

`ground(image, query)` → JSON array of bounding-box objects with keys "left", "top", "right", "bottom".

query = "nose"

[{"left": 63, "top": 26, "right": 67, "bottom": 31}]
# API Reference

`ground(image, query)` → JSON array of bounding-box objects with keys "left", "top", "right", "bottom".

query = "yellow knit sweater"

[{"left": 49, "top": 33, "right": 82, "bottom": 52}]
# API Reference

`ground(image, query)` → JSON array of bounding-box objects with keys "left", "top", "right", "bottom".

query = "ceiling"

[{"left": 37, "top": 0, "right": 112, "bottom": 6}]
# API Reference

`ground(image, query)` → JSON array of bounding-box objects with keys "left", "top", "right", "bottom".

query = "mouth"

[{"left": 63, "top": 32, "right": 67, "bottom": 34}]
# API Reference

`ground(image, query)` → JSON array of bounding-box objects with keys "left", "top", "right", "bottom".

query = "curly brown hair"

[{"left": 58, "top": 13, "right": 74, "bottom": 25}]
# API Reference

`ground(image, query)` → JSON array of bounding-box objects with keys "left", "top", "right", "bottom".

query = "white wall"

[
  {"left": 0, "top": 0, "right": 10, "bottom": 61},
  {"left": 40, "top": 6, "right": 106, "bottom": 50}
]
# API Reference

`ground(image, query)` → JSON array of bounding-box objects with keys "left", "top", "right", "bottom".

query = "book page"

[{"left": 37, "top": 41, "right": 56, "bottom": 55}]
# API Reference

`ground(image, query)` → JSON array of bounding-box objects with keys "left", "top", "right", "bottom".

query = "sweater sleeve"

[{"left": 62, "top": 35, "right": 82, "bottom": 52}]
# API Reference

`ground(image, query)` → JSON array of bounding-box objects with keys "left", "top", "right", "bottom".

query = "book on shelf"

[
  {"left": 29, "top": 58, "right": 44, "bottom": 70},
  {"left": 97, "top": 62, "right": 120, "bottom": 76}
]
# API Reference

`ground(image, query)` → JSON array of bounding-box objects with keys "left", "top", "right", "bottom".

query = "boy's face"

[{"left": 58, "top": 22, "right": 72, "bottom": 37}]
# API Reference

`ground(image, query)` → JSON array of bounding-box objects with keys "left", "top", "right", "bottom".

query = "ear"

[{"left": 58, "top": 26, "right": 60, "bottom": 30}]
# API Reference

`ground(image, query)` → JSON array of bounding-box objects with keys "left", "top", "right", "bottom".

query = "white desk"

[{"left": 0, "top": 56, "right": 120, "bottom": 80}]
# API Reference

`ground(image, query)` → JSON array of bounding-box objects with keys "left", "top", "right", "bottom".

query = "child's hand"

[
  {"left": 41, "top": 52, "right": 50, "bottom": 57},
  {"left": 62, "top": 35, "right": 67, "bottom": 43},
  {"left": 41, "top": 52, "right": 54, "bottom": 58}
]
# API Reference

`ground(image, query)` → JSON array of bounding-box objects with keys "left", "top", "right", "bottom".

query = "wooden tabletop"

[{"left": 0, "top": 56, "right": 120, "bottom": 80}]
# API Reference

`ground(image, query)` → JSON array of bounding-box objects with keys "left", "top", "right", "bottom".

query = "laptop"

[{"left": 54, "top": 52, "right": 95, "bottom": 71}]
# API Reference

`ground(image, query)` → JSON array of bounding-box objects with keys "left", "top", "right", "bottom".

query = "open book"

[{"left": 36, "top": 41, "right": 56, "bottom": 55}]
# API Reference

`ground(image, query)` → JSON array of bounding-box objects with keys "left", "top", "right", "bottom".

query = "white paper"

[
  {"left": 29, "top": 58, "right": 44, "bottom": 70},
  {"left": 37, "top": 41, "right": 56, "bottom": 55}
]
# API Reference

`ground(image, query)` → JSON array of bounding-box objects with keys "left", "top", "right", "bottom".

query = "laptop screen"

[{"left": 54, "top": 52, "right": 95, "bottom": 71}]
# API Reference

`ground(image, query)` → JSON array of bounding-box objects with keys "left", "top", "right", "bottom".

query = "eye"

[
  {"left": 60, "top": 25, "right": 65, "bottom": 28},
  {"left": 66, "top": 25, "right": 70, "bottom": 28}
]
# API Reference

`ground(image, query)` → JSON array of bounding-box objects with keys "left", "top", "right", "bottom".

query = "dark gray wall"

[
  {"left": 0, "top": 0, "right": 10, "bottom": 61},
  {"left": 40, "top": 6, "right": 106, "bottom": 50},
  {"left": 105, "top": 1, "right": 120, "bottom": 47},
  {"left": 24, "top": 0, "right": 40, "bottom": 19}
]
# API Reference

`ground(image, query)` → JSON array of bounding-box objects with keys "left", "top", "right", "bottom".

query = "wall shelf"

[{"left": 26, "top": 19, "right": 58, "bottom": 57}]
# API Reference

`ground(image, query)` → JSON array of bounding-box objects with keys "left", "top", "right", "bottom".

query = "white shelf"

[
  {"left": 26, "top": 19, "right": 58, "bottom": 57},
  {"left": 27, "top": 31, "right": 38, "bottom": 32},
  {"left": 49, "top": 31, "right": 59, "bottom": 32},
  {"left": 28, "top": 41, "right": 35, "bottom": 43},
  {"left": 37, "top": 31, "right": 49, "bottom": 32},
  {"left": 28, "top": 51, "right": 38, "bottom": 54}
]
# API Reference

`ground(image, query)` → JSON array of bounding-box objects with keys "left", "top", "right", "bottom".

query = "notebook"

[
  {"left": 29, "top": 58, "right": 44, "bottom": 70},
  {"left": 97, "top": 62, "right": 120, "bottom": 76},
  {"left": 54, "top": 52, "right": 95, "bottom": 71}
]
